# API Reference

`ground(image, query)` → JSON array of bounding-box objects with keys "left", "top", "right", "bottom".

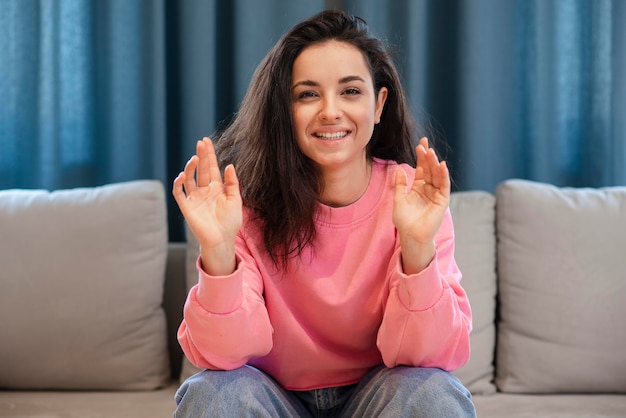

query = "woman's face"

[{"left": 291, "top": 40, "right": 387, "bottom": 174}]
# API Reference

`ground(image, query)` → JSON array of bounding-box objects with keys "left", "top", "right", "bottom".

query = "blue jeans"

[{"left": 174, "top": 365, "right": 476, "bottom": 417}]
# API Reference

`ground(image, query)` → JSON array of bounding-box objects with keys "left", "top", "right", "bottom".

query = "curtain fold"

[
  {"left": 345, "top": 0, "right": 626, "bottom": 191},
  {"left": 1, "top": 0, "right": 167, "bottom": 190},
  {"left": 1, "top": 0, "right": 625, "bottom": 240}
]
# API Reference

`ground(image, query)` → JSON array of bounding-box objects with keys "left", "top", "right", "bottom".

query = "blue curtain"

[
  {"left": 0, "top": 0, "right": 167, "bottom": 189},
  {"left": 1, "top": 0, "right": 625, "bottom": 240},
  {"left": 343, "top": 0, "right": 626, "bottom": 191}
]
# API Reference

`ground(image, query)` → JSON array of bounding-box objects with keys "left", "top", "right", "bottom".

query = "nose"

[{"left": 319, "top": 96, "right": 342, "bottom": 121}]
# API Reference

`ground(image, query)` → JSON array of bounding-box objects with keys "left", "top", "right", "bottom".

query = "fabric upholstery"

[
  {"left": 449, "top": 191, "right": 498, "bottom": 395},
  {"left": 472, "top": 393, "right": 626, "bottom": 417},
  {"left": 0, "top": 181, "right": 170, "bottom": 390},
  {"left": 0, "top": 383, "right": 178, "bottom": 418},
  {"left": 495, "top": 179, "right": 626, "bottom": 393},
  {"left": 180, "top": 223, "right": 203, "bottom": 382}
]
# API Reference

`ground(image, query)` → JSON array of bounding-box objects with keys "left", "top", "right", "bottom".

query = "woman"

[{"left": 172, "top": 9, "right": 475, "bottom": 418}]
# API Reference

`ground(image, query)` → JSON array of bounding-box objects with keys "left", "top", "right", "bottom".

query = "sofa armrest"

[{"left": 164, "top": 242, "right": 188, "bottom": 381}]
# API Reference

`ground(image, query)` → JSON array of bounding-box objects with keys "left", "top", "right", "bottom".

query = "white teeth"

[{"left": 315, "top": 131, "right": 348, "bottom": 140}]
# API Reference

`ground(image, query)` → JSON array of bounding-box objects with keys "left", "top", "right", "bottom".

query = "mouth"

[{"left": 313, "top": 131, "right": 350, "bottom": 140}]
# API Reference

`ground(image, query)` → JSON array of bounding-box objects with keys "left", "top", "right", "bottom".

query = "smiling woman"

[{"left": 172, "top": 9, "right": 475, "bottom": 418}]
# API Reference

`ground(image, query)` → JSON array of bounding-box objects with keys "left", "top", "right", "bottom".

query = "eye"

[
  {"left": 343, "top": 88, "right": 361, "bottom": 96},
  {"left": 297, "top": 91, "right": 318, "bottom": 100}
]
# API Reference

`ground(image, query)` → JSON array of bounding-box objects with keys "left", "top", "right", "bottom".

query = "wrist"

[
  {"left": 399, "top": 238, "right": 435, "bottom": 275},
  {"left": 199, "top": 242, "right": 237, "bottom": 276}
]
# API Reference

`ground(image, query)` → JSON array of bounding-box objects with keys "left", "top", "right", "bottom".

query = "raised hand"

[
  {"left": 172, "top": 137, "right": 243, "bottom": 276},
  {"left": 393, "top": 137, "right": 451, "bottom": 274}
]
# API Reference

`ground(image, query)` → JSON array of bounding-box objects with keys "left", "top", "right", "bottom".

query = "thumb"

[
  {"left": 223, "top": 164, "right": 241, "bottom": 200},
  {"left": 394, "top": 168, "right": 408, "bottom": 201}
]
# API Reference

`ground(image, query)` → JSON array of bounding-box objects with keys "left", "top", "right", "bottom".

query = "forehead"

[{"left": 292, "top": 40, "right": 372, "bottom": 82}]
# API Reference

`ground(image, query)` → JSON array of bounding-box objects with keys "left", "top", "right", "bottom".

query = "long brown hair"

[{"left": 215, "top": 10, "right": 420, "bottom": 267}]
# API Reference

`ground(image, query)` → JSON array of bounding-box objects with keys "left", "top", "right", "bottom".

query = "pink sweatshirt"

[{"left": 178, "top": 158, "right": 472, "bottom": 391}]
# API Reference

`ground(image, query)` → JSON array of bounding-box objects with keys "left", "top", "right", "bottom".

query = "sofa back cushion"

[
  {"left": 495, "top": 179, "right": 626, "bottom": 393},
  {"left": 0, "top": 181, "right": 170, "bottom": 390},
  {"left": 449, "top": 191, "right": 498, "bottom": 395}
]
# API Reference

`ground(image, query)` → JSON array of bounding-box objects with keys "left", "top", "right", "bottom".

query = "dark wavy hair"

[{"left": 215, "top": 9, "right": 420, "bottom": 268}]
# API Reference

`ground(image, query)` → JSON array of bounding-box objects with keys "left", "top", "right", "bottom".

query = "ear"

[{"left": 374, "top": 87, "right": 388, "bottom": 124}]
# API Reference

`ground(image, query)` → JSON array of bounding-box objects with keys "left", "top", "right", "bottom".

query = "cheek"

[
  {"left": 355, "top": 107, "right": 378, "bottom": 131},
  {"left": 291, "top": 108, "right": 309, "bottom": 148},
  {"left": 292, "top": 107, "right": 312, "bottom": 135}
]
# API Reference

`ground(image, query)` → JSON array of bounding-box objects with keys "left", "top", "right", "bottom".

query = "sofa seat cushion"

[
  {"left": 473, "top": 393, "right": 626, "bottom": 418},
  {"left": 0, "top": 383, "right": 178, "bottom": 418},
  {"left": 0, "top": 181, "right": 170, "bottom": 390},
  {"left": 495, "top": 179, "right": 626, "bottom": 393}
]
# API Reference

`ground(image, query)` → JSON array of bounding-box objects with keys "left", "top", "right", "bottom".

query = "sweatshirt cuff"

[
  {"left": 195, "top": 255, "right": 245, "bottom": 314},
  {"left": 396, "top": 253, "right": 445, "bottom": 311}
]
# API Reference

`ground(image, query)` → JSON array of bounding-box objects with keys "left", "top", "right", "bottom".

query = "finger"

[
  {"left": 172, "top": 172, "right": 187, "bottom": 207},
  {"left": 203, "top": 137, "right": 223, "bottom": 186},
  {"left": 394, "top": 168, "right": 409, "bottom": 204},
  {"left": 395, "top": 167, "right": 408, "bottom": 189},
  {"left": 435, "top": 160, "right": 451, "bottom": 195},
  {"left": 196, "top": 139, "right": 211, "bottom": 187},
  {"left": 416, "top": 137, "right": 429, "bottom": 169},
  {"left": 183, "top": 156, "right": 199, "bottom": 193},
  {"left": 423, "top": 147, "right": 441, "bottom": 185},
  {"left": 415, "top": 141, "right": 429, "bottom": 186},
  {"left": 223, "top": 164, "right": 241, "bottom": 201},
  {"left": 423, "top": 141, "right": 447, "bottom": 189},
  {"left": 410, "top": 165, "right": 426, "bottom": 195}
]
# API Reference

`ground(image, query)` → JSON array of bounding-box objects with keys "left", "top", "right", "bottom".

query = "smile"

[{"left": 314, "top": 131, "right": 349, "bottom": 140}]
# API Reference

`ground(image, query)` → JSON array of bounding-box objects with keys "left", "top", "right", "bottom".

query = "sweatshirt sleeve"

[
  {"left": 376, "top": 209, "right": 472, "bottom": 371},
  {"left": 177, "top": 237, "right": 273, "bottom": 371}
]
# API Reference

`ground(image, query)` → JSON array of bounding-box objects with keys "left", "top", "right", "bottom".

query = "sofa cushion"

[
  {"left": 473, "top": 393, "right": 626, "bottom": 418},
  {"left": 0, "top": 383, "right": 178, "bottom": 418},
  {"left": 0, "top": 181, "right": 170, "bottom": 390},
  {"left": 449, "top": 191, "right": 497, "bottom": 395},
  {"left": 495, "top": 179, "right": 626, "bottom": 393}
]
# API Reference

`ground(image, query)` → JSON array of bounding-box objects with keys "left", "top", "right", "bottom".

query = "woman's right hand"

[{"left": 173, "top": 137, "right": 242, "bottom": 276}]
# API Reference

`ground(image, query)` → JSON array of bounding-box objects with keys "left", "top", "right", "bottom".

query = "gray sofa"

[{"left": 1, "top": 179, "right": 625, "bottom": 417}]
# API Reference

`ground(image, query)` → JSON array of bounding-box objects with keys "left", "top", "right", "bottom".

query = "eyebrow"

[{"left": 292, "top": 75, "right": 367, "bottom": 89}]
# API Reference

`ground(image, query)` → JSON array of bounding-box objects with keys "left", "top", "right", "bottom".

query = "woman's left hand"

[{"left": 393, "top": 137, "right": 451, "bottom": 274}]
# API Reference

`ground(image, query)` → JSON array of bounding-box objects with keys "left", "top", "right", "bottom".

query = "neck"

[{"left": 319, "top": 159, "right": 372, "bottom": 207}]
